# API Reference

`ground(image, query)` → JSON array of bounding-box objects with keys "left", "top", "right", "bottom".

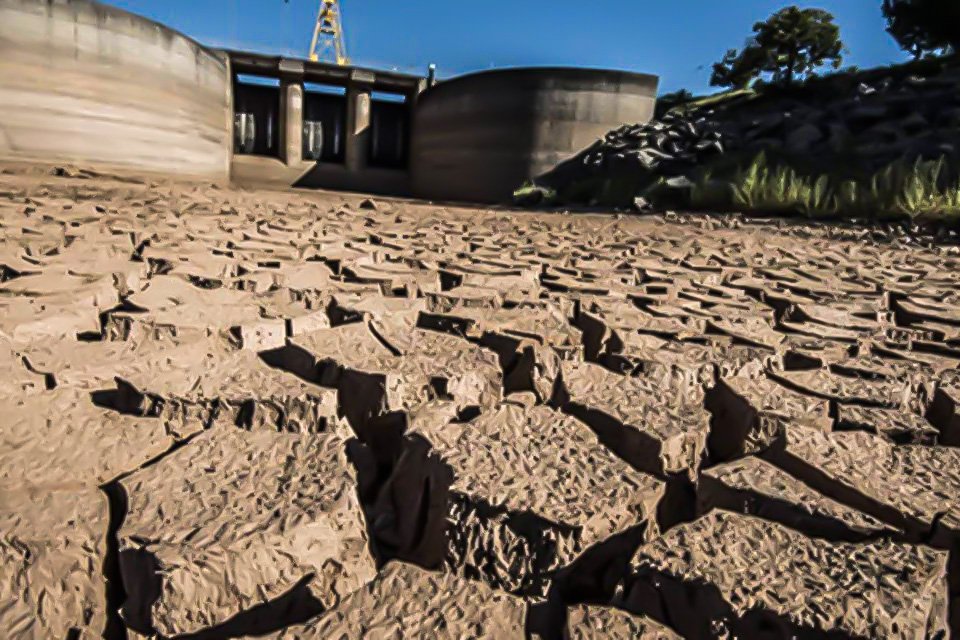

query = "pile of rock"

[
  {"left": 727, "top": 67, "right": 960, "bottom": 168},
  {"left": 534, "top": 59, "right": 960, "bottom": 202},
  {"left": 587, "top": 115, "right": 727, "bottom": 173}
]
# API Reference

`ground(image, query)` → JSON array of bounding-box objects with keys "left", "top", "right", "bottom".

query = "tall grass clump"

[
  {"left": 868, "top": 157, "right": 960, "bottom": 223},
  {"left": 689, "top": 153, "right": 960, "bottom": 224}
]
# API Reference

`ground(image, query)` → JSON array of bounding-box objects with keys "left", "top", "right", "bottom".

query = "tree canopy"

[
  {"left": 711, "top": 6, "right": 845, "bottom": 89},
  {"left": 883, "top": 0, "right": 960, "bottom": 59},
  {"left": 711, "top": 47, "right": 769, "bottom": 90}
]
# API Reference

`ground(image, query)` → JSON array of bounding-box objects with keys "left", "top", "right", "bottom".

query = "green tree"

[
  {"left": 710, "top": 6, "right": 845, "bottom": 89},
  {"left": 883, "top": 0, "right": 960, "bottom": 59},
  {"left": 711, "top": 47, "right": 768, "bottom": 89}
]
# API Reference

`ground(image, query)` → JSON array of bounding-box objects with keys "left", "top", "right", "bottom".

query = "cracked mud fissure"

[{"left": 1, "top": 165, "right": 960, "bottom": 639}]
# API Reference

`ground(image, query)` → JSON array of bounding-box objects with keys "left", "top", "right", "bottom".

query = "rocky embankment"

[
  {"left": 1, "top": 166, "right": 960, "bottom": 638},
  {"left": 530, "top": 57, "right": 960, "bottom": 213}
]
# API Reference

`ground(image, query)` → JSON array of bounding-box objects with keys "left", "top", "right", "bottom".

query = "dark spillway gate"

[{"left": 227, "top": 52, "right": 425, "bottom": 196}]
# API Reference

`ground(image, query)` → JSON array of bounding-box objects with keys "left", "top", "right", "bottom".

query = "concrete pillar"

[
  {"left": 410, "top": 78, "right": 428, "bottom": 107},
  {"left": 345, "top": 82, "right": 372, "bottom": 172},
  {"left": 224, "top": 55, "right": 234, "bottom": 180},
  {"left": 280, "top": 78, "right": 304, "bottom": 166}
]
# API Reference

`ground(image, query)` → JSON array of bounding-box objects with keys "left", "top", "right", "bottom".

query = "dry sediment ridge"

[{"left": 0, "top": 165, "right": 960, "bottom": 638}]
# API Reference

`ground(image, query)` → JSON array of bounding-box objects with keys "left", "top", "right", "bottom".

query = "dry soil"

[{"left": 1, "top": 166, "right": 959, "bottom": 639}]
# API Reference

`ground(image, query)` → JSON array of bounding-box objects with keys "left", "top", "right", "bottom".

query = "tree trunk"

[{"left": 786, "top": 48, "right": 797, "bottom": 86}]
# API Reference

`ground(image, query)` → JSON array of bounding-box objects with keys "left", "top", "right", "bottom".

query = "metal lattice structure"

[{"left": 309, "top": 0, "right": 349, "bottom": 65}]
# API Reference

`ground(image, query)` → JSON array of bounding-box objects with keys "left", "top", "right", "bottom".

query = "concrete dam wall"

[
  {"left": 0, "top": 0, "right": 232, "bottom": 180},
  {"left": 0, "top": 1, "right": 659, "bottom": 202},
  {"left": 410, "top": 67, "right": 659, "bottom": 203}
]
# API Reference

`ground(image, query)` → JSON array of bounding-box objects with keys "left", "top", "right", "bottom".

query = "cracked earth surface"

[{"left": 1, "top": 167, "right": 960, "bottom": 639}]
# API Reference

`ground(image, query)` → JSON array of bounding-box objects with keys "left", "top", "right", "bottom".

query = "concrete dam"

[{"left": 0, "top": 0, "right": 659, "bottom": 203}]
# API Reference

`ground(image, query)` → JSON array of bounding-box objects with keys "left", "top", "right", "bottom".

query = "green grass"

[
  {"left": 516, "top": 153, "right": 960, "bottom": 227},
  {"left": 513, "top": 182, "right": 556, "bottom": 206},
  {"left": 688, "top": 153, "right": 960, "bottom": 224},
  {"left": 875, "top": 158, "right": 960, "bottom": 223}
]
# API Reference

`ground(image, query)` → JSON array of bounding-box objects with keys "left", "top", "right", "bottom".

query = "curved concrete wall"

[
  {"left": 410, "top": 67, "right": 658, "bottom": 203},
  {"left": 0, "top": 0, "right": 231, "bottom": 179}
]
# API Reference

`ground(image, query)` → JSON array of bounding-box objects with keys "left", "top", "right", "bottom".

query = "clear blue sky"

[{"left": 102, "top": 0, "right": 906, "bottom": 94}]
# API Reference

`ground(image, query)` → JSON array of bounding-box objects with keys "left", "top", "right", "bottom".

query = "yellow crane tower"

[{"left": 309, "top": 0, "right": 349, "bottom": 65}]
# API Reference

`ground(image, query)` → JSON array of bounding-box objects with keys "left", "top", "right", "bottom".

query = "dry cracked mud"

[{"left": 1, "top": 166, "right": 960, "bottom": 638}]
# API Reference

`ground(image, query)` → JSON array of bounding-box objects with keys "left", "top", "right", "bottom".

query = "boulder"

[{"left": 785, "top": 123, "right": 823, "bottom": 152}]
